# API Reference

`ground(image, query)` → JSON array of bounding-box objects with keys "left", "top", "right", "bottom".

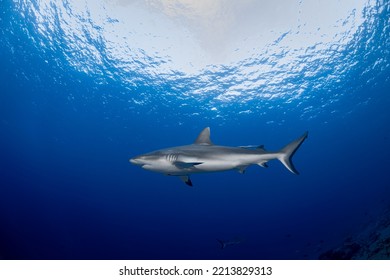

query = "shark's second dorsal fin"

[
  {"left": 194, "top": 127, "right": 213, "bottom": 145},
  {"left": 257, "top": 145, "right": 266, "bottom": 151}
]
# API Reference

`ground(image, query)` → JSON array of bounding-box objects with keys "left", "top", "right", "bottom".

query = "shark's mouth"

[
  {"left": 140, "top": 164, "right": 153, "bottom": 170},
  {"left": 130, "top": 158, "right": 142, "bottom": 164}
]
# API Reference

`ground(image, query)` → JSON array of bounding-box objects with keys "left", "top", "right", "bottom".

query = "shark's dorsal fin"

[{"left": 194, "top": 127, "right": 213, "bottom": 145}]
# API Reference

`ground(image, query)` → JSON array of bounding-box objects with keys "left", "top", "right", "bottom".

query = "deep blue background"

[{"left": 0, "top": 0, "right": 389, "bottom": 259}]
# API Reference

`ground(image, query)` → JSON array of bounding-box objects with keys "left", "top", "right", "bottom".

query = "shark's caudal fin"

[{"left": 278, "top": 131, "right": 308, "bottom": 175}]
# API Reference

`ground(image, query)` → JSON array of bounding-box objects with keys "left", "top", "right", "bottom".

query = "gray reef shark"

[
  {"left": 217, "top": 237, "right": 245, "bottom": 249},
  {"left": 130, "top": 127, "right": 308, "bottom": 186}
]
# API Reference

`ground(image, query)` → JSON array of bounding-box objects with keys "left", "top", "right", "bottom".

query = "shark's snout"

[
  {"left": 129, "top": 157, "right": 141, "bottom": 165},
  {"left": 130, "top": 156, "right": 149, "bottom": 167}
]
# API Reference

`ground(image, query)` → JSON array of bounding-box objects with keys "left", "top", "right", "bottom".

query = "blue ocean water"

[{"left": 0, "top": 0, "right": 389, "bottom": 260}]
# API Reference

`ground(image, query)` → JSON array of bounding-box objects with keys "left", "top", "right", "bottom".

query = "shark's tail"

[{"left": 277, "top": 131, "right": 308, "bottom": 175}]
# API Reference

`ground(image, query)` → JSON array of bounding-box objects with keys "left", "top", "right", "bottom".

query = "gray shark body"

[{"left": 130, "top": 127, "right": 308, "bottom": 186}]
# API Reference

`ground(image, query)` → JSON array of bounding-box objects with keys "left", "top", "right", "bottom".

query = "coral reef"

[{"left": 319, "top": 207, "right": 390, "bottom": 260}]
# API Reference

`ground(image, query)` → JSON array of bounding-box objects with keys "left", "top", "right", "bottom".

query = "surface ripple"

[{"left": 10, "top": 0, "right": 390, "bottom": 121}]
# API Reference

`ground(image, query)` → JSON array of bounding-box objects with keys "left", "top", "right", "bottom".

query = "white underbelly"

[{"left": 193, "top": 161, "right": 237, "bottom": 172}]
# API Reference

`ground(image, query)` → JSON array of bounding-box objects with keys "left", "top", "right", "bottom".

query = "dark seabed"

[{"left": 0, "top": 0, "right": 389, "bottom": 259}]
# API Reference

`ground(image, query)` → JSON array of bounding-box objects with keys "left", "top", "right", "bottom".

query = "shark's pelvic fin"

[
  {"left": 194, "top": 127, "right": 213, "bottom": 145},
  {"left": 179, "top": 175, "right": 193, "bottom": 186},
  {"left": 236, "top": 165, "right": 249, "bottom": 174},
  {"left": 278, "top": 131, "right": 308, "bottom": 175}
]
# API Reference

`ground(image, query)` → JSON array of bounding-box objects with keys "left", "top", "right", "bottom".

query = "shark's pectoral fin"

[
  {"left": 179, "top": 176, "right": 193, "bottom": 187},
  {"left": 236, "top": 165, "right": 249, "bottom": 174},
  {"left": 174, "top": 161, "right": 203, "bottom": 169}
]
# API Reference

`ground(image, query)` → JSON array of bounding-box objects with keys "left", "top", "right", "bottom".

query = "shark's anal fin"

[
  {"left": 258, "top": 162, "right": 268, "bottom": 168},
  {"left": 174, "top": 161, "right": 203, "bottom": 169},
  {"left": 179, "top": 176, "right": 193, "bottom": 187}
]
